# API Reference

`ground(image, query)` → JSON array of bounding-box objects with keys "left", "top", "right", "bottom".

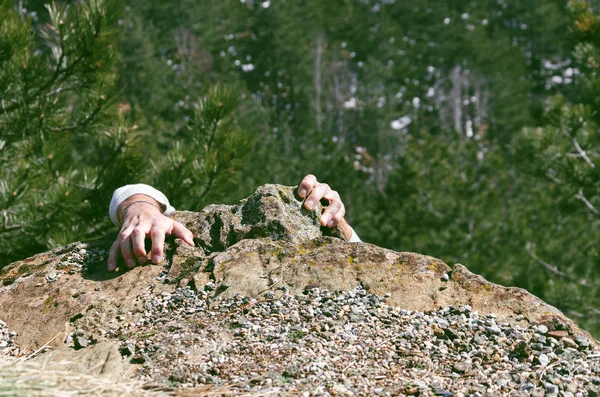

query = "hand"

[
  {"left": 107, "top": 195, "right": 194, "bottom": 272},
  {"left": 297, "top": 174, "right": 353, "bottom": 239}
]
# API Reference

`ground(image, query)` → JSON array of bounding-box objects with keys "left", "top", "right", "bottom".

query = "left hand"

[{"left": 297, "top": 174, "right": 353, "bottom": 239}]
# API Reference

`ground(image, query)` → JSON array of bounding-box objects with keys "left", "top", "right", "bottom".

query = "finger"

[
  {"left": 332, "top": 212, "right": 345, "bottom": 227},
  {"left": 298, "top": 174, "right": 317, "bottom": 198},
  {"left": 321, "top": 199, "right": 343, "bottom": 227},
  {"left": 305, "top": 183, "right": 330, "bottom": 210},
  {"left": 107, "top": 239, "right": 120, "bottom": 272},
  {"left": 119, "top": 230, "right": 136, "bottom": 269},
  {"left": 151, "top": 227, "right": 166, "bottom": 264},
  {"left": 171, "top": 221, "right": 195, "bottom": 246},
  {"left": 131, "top": 227, "right": 148, "bottom": 264}
]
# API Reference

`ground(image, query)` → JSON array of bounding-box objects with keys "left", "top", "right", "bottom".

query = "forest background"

[{"left": 1, "top": 0, "right": 600, "bottom": 336}]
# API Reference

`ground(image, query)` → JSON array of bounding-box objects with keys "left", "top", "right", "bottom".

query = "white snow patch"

[
  {"left": 391, "top": 116, "right": 412, "bottom": 131},
  {"left": 466, "top": 120, "right": 474, "bottom": 138},
  {"left": 412, "top": 97, "right": 421, "bottom": 109},
  {"left": 344, "top": 98, "right": 358, "bottom": 109}
]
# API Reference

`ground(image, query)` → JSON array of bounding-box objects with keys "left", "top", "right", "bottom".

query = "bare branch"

[
  {"left": 562, "top": 129, "right": 595, "bottom": 168},
  {"left": 527, "top": 248, "right": 591, "bottom": 288},
  {"left": 2, "top": 210, "right": 23, "bottom": 232},
  {"left": 575, "top": 188, "right": 600, "bottom": 216},
  {"left": 314, "top": 35, "right": 323, "bottom": 131},
  {"left": 531, "top": 252, "right": 568, "bottom": 277}
]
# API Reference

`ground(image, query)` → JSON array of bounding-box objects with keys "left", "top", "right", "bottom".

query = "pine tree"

[
  {"left": 0, "top": 0, "right": 141, "bottom": 266},
  {"left": 0, "top": 1, "right": 258, "bottom": 268}
]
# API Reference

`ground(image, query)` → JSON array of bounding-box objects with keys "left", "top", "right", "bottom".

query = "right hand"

[{"left": 107, "top": 196, "right": 194, "bottom": 272}]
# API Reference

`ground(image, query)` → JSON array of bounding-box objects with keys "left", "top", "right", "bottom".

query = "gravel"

[
  {"left": 92, "top": 284, "right": 600, "bottom": 396},
  {"left": 0, "top": 319, "right": 19, "bottom": 358}
]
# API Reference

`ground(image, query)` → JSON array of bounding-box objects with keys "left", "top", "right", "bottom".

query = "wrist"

[
  {"left": 117, "top": 195, "right": 163, "bottom": 224},
  {"left": 339, "top": 218, "right": 353, "bottom": 240}
]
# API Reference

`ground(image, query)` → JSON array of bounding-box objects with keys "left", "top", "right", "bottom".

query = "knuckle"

[
  {"left": 131, "top": 228, "right": 144, "bottom": 238},
  {"left": 133, "top": 245, "right": 146, "bottom": 255}
]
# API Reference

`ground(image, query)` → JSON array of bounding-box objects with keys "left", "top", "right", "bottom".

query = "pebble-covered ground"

[
  {"left": 70, "top": 283, "right": 600, "bottom": 396},
  {"left": 2, "top": 244, "right": 599, "bottom": 397},
  {"left": 0, "top": 319, "right": 19, "bottom": 358}
]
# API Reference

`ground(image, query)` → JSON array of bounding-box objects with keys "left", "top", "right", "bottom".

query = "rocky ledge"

[{"left": 0, "top": 184, "right": 598, "bottom": 396}]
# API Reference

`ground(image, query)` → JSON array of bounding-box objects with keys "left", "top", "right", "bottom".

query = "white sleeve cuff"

[
  {"left": 348, "top": 226, "right": 362, "bottom": 242},
  {"left": 109, "top": 184, "right": 176, "bottom": 227}
]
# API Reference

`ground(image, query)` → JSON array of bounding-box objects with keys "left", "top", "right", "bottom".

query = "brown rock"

[{"left": 0, "top": 183, "right": 597, "bottom": 378}]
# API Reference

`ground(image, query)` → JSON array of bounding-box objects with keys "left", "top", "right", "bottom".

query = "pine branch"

[
  {"left": 193, "top": 162, "right": 218, "bottom": 209},
  {"left": 1, "top": 9, "right": 103, "bottom": 116},
  {"left": 49, "top": 100, "right": 105, "bottom": 132}
]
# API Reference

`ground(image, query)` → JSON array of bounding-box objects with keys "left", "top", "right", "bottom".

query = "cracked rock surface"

[{"left": 0, "top": 184, "right": 598, "bottom": 395}]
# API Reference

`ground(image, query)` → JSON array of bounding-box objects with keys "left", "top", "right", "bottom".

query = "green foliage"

[{"left": 151, "top": 87, "right": 252, "bottom": 210}]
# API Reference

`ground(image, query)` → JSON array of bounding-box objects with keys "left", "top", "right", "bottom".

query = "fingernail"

[
  {"left": 137, "top": 256, "right": 147, "bottom": 264},
  {"left": 107, "top": 263, "right": 115, "bottom": 272},
  {"left": 299, "top": 189, "right": 307, "bottom": 198},
  {"left": 126, "top": 259, "right": 136, "bottom": 268},
  {"left": 327, "top": 220, "right": 334, "bottom": 228},
  {"left": 152, "top": 255, "right": 161, "bottom": 264},
  {"left": 321, "top": 214, "right": 331, "bottom": 225},
  {"left": 306, "top": 200, "right": 314, "bottom": 210}
]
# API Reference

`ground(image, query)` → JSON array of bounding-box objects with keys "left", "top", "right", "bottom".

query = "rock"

[
  {"left": 0, "top": 183, "right": 598, "bottom": 395},
  {"left": 451, "top": 361, "right": 470, "bottom": 374},
  {"left": 588, "top": 385, "right": 600, "bottom": 397},
  {"left": 562, "top": 337, "right": 578, "bottom": 349},
  {"left": 576, "top": 336, "right": 592, "bottom": 349},
  {"left": 548, "top": 330, "right": 570, "bottom": 338},
  {"left": 74, "top": 335, "right": 90, "bottom": 349}
]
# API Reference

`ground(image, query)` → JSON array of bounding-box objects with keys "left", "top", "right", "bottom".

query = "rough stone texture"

[{"left": 0, "top": 183, "right": 597, "bottom": 393}]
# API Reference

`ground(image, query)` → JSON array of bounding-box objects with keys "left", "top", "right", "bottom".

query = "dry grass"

[
  {"left": 0, "top": 358, "right": 254, "bottom": 396},
  {"left": 0, "top": 358, "right": 173, "bottom": 397}
]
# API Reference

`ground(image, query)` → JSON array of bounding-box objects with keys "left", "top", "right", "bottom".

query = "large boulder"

[{"left": 1, "top": 184, "right": 598, "bottom": 395}]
